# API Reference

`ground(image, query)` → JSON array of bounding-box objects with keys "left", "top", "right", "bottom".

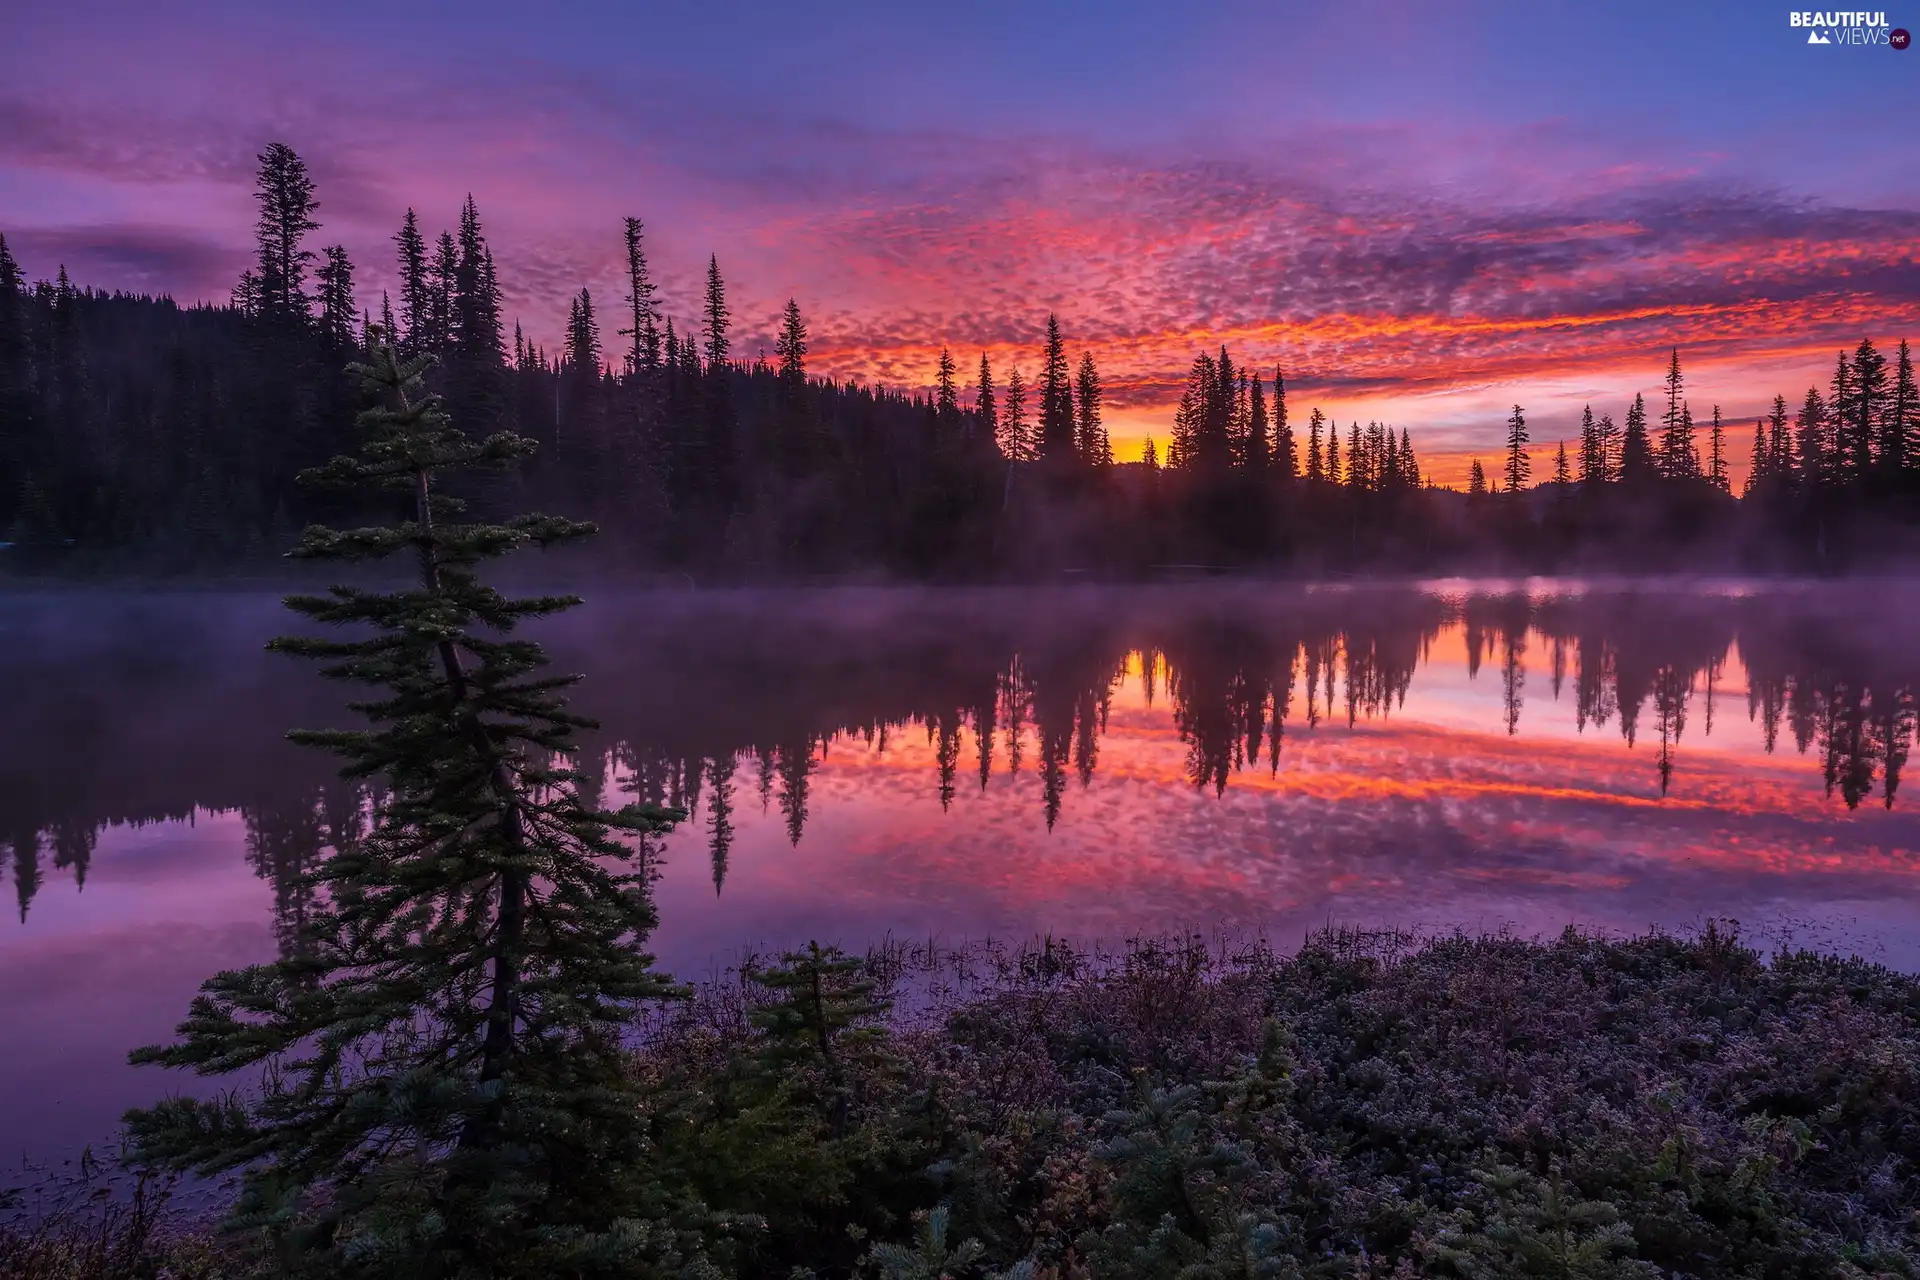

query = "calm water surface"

[{"left": 4, "top": 581, "right": 1919, "bottom": 1160}]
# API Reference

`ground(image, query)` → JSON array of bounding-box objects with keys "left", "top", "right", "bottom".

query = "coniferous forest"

[{"left": 4, "top": 143, "right": 1920, "bottom": 578}]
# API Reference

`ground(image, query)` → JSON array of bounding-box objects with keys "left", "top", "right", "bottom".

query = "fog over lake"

[{"left": 4, "top": 580, "right": 1919, "bottom": 1161}]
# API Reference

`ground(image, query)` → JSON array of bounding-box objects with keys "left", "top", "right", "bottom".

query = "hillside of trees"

[{"left": 2, "top": 143, "right": 1918, "bottom": 578}]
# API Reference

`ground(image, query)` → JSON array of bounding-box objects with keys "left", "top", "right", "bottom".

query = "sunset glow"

[{"left": 4, "top": 1, "right": 1915, "bottom": 468}]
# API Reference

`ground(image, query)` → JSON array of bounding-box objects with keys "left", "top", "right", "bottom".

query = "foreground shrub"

[
  {"left": 636, "top": 924, "right": 1920, "bottom": 1278},
  {"left": 35, "top": 925, "right": 1916, "bottom": 1277}
]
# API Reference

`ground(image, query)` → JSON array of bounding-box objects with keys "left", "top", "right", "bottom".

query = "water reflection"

[{"left": 5, "top": 587, "right": 1920, "bottom": 928}]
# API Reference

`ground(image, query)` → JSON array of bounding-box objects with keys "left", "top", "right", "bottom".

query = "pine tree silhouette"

[{"left": 125, "top": 332, "right": 687, "bottom": 1272}]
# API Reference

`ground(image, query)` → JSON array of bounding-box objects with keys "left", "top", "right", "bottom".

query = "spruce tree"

[
  {"left": 1577, "top": 406, "right": 1598, "bottom": 489},
  {"left": 1846, "top": 338, "right": 1887, "bottom": 485},
  {"left": 1620, "top": 394, "right": 1653, "bottom": 484},
  {"left": 1797, "top": 387, "right": 1829, "bottom": 489},
  {"left": 1553, "top": 440, "right": 1571, "bottom": 490},
  {"left": 703, "top": 255, "right": 730, "bottom": 369},
  {"left": 566, "top": 287, "right": 601, "bottom": 379},
  {"left": 1659, "top": 347, "right": 1686, "bottom": 478},
  {"left": 1306, "top": 408, "right": 1324, "bottom": 484},
  {"left": 1768, "top": 394, "right": 1793, "bottom": 480},
  {"left": 1272, "top": 369, "right": 1296, "bottom": 480},
  {"left": 619, "top": 217, "right": 662, "bottom": 376},
  {"left": 935, "top": 347, "right": 959, "bottom": 419},
  {"left": 775, "top": 300, "right": 807, "bottom": 385},
  {"left": 1826, "top": 351, "right": 1855, "bottom": 483},
  {"left": 428, "top": 232, "right": 458, "bottom": 356},
  {"left": 315, "top": 246, "right": 357, "bottom": 349},
  {"left": 696, "top": 260, "right": 740, "bottom": 522},
  {"left": 1503, "top": 404, "right": 1530, "bottom": 493},
  {"left": 252, "top": 142, "right": 319, "bottom": 323},
  {"left": 974, "top": 354, "right": 996, "bottom": 443},
  {"left": 1244, "top": 374, "right": 1269, "bottom": 473},
  {"left": 1038, "top": 314, "right": 1075, "bottom": 461},
  {"left": 1745, "top": 422, "right": 1767, "bottom": 497},
  {"left": 1884, "top": 339, "right": 1918, "bottom": 486},
  {"left": 1468, "top": 459, "right": 1488, "bottom": 497},
  {"left": 394, "top": 210, "right": 429, "bottom": 354},
  {"left": 1074, "top": 351, "right": 1107, "bottom": 465},
  {"left": 448, "top": 197, "right": 505, "bottom": 430},
  {"left": 124, "top": 333, "right": 693, "bottom": 1274},
  {"left": 1000, "top": 367, "right": 1031, "bottom": 461}
]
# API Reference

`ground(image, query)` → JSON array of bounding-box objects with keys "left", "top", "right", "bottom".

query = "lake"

[{"left": 4, "top": 580, "right": 1919, "bottom": 1163}]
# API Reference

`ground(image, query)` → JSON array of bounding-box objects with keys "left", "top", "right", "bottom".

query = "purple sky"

[{"left": 4, "top": 0, "right": 1918, "bottom": 474}]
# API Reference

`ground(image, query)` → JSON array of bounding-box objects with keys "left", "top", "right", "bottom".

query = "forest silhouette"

[{"left": 3, "top": 144, "right": 1919, "bottom": 578}]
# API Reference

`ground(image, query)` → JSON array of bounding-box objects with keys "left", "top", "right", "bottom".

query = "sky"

[{"left": 3, "top": 0, "right": 1918, "bottom": 478}]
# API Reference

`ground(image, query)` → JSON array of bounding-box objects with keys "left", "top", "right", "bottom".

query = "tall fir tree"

[
  {"left": 427, "top": 232, "right": 458, "bottom": 356},
  {"left": 1075, "top": 351, "right": 1108, "bottom": 465},
  {"left": 1578, "top": 405, "right": 1603, "bottom": 490},
  {"left": 566, "top": 287, "right": 601, "bottom": 380},
  {"left": 1000, "top": 366, "right": 1031, "bottom": 461},
  {"left": 1659, "top": 347, "right": 1688, "bottom": 478},
  {"left": 619, "top": 217, "right": 662, "bottom": 376},
  {"left": 1272, "top": 369, "right": 1296, "bottom": 480},
  {"left": 1883, "top": 339, "right": 1918, "bottom": 485},
  {"left": 703, "top": 255, "right": 730, "bottom": 369},
  {"left": 935, "top": 347, "right": 959, "bottom": 419},
  {"left": 1826, "top": 351, "right": 1855, "bottom": 484},
  {"left": 125, "top": 333, "right": 692, "bottom": 1274},
  {"left": 251, "top": 142, "right": 319, "bottom": 324},
  {"left": 1620, "top": 394, "right": 1653, "bottom": 484},
  {"left": 1707, "top": 405, "right": 1729, "bottom": 492},
  {"left": 1745, "top": 422, "right": 1768, "bottom": 497},
  {"left": 393, "top": 209, "right": 429, "bottom": 355},
  {"left": 974, "top": 353, "right": 997, "bottom": 442},
  {"left": 314, "top": 246, "right": 356, "bottom": 349},
  {"left": 775, "top": 300, "right": 807, "bottom": 385},
  {"left": 1768, "top": 394, "right": 1794, "bottom": 480},
  {"left": 1038, "top": 313, "right": 1075, "bottom": 461},
  {"left": 1597, "top": 411, "right": 1620, "bottom": 484},
  {"left": 1845, "top": 338, "right": 1887, "bottom": 485},
  {"left": 1306, "top": 408, "right": 1324, "bottom": 484},
  {"left": 1503, "top": 404, "right": 1530, "bottom": 494},
  {"left": 1245, "top": 373, "right": 1270, "bottom": 473},
  {"left": 696, "top": 260, "right": 740, "bottom": 522},
  {"left": 1798, "top": 386, "right": 1830, "bottom": 489},
  {"left": 449, "top": 197, "right": 506, "bottom": 431}
]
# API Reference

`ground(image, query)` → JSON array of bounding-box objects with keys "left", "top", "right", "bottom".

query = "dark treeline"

[
  {"left": 5, "top": 143, "right": 1920, "bottom": 577},
  {"left": 6, "top": 586, "right": 1916, "bottom": 929}
]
